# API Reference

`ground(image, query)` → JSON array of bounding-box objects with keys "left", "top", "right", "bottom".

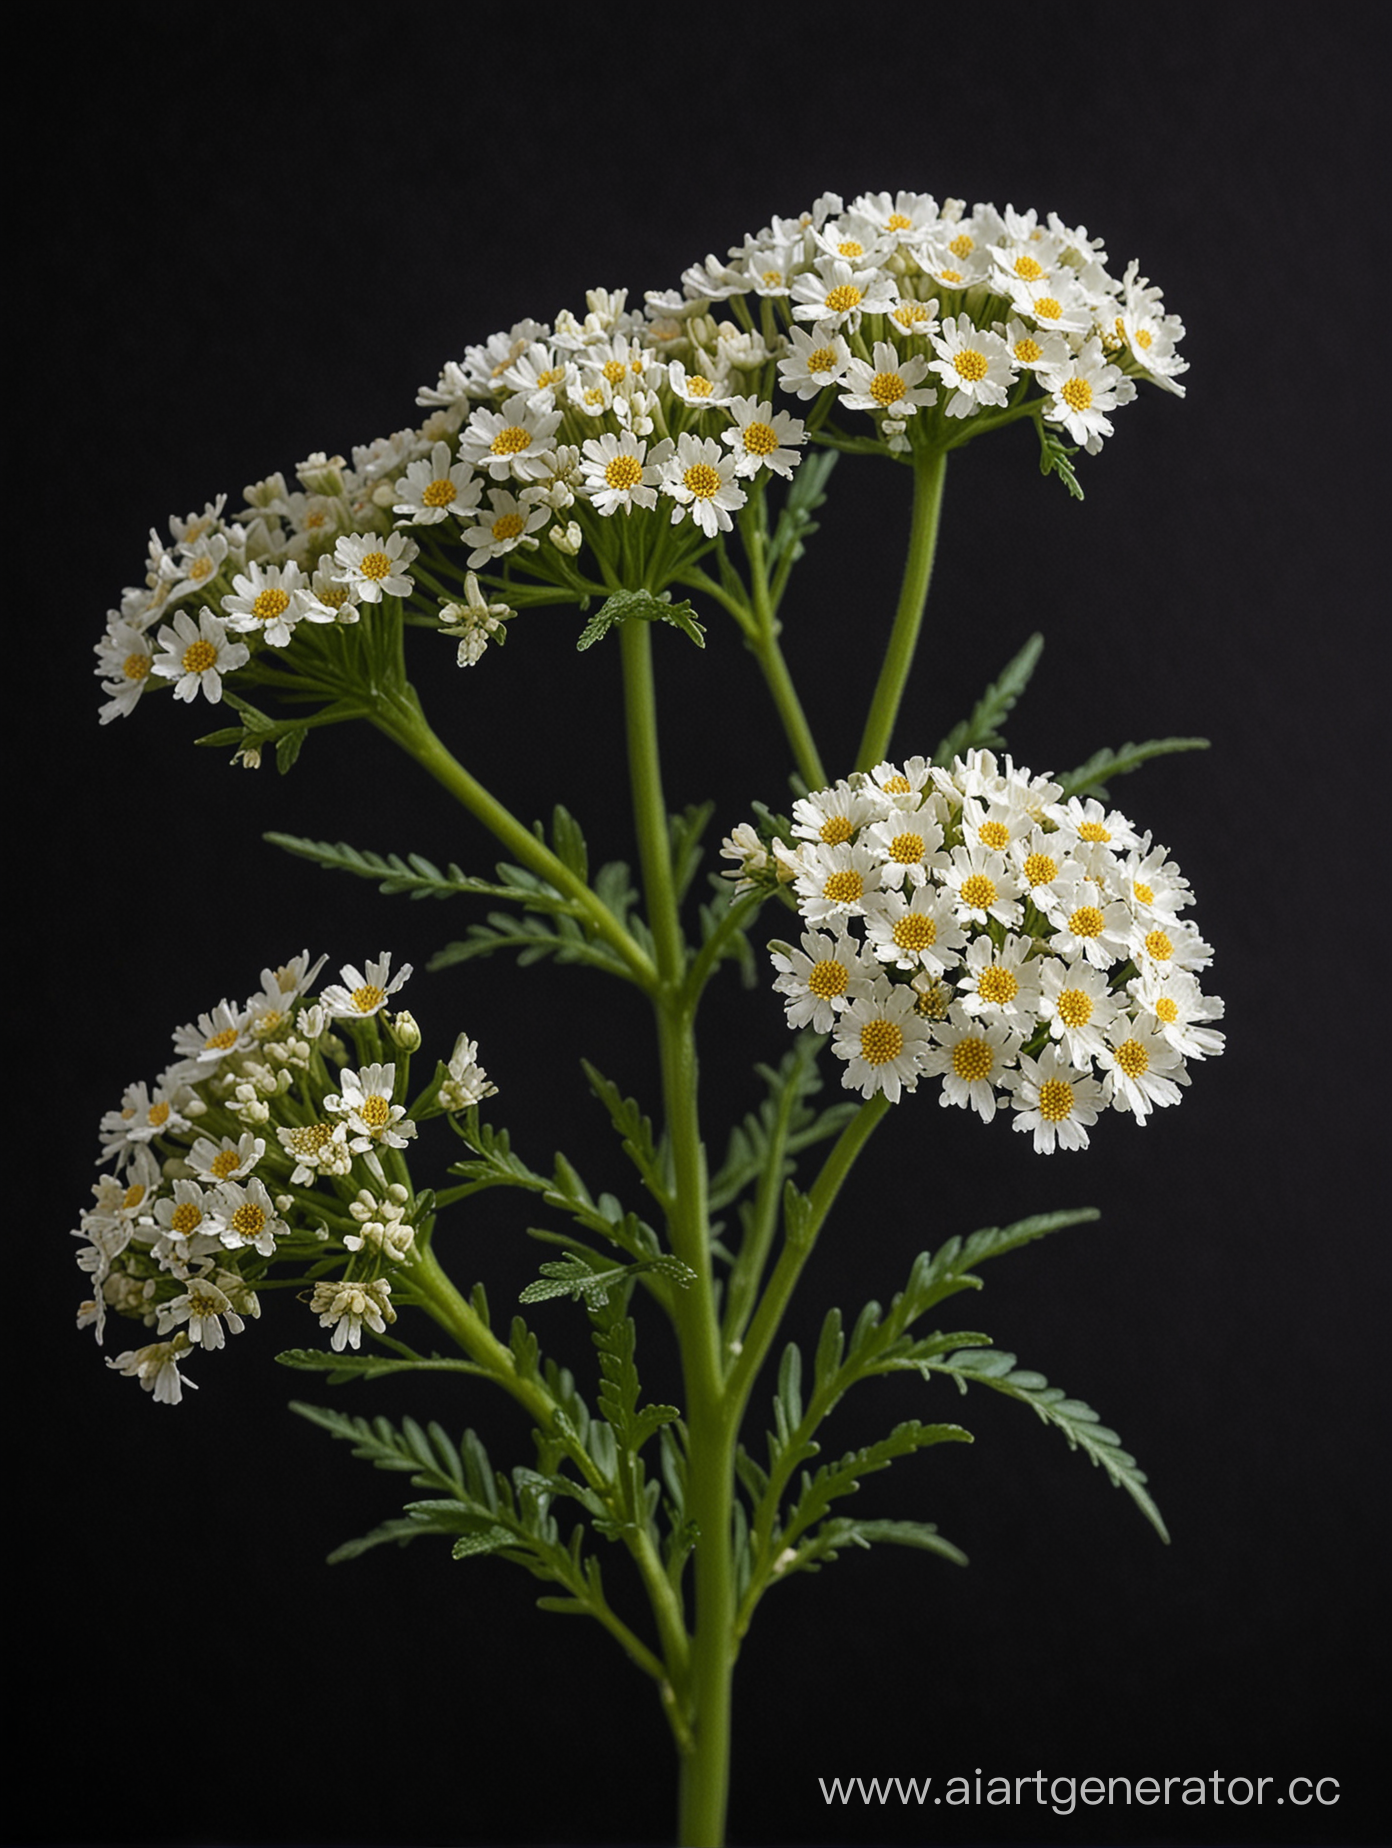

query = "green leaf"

[
  {"left": 924, "top": 1348, "right": 1169, "bottom": 1542},
  {"left": 766, "top": 448, "right": 838, "bottom": 572},
  {"left": 581, "top": 1061, "right": 669, "bottom": 1204},
  {"left": 275, "top": 1348, "right": 490, "bottom": 1385},
  {"left": 934, "top": 632, "right": 1045, "bottom": 766},
  {"left": 1057, "top": 738, "right": 1210, "bottom": 801},
  {"left": 786, "top": 1516, "right": 968, "bottom": 1572},
  {"left": 577, "top": 587, "right": 706, "bottom": 650},
  {"left": 1037, "top": 423, "right": 1085, "bottom": 500},
  {"left": 520, "top": 1252, "right": 696, "bottom": 1309}
]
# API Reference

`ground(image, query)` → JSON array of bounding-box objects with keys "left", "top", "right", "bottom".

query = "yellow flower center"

[
  {"left": 939, "top": 268, "right": 963, "bottom": 283},
  {"left": 288, "top": 1122, "right": 333, "bottom": 1156},
  {"left": 889, "top": 830, "right": 924, "bottom": 865},
  {"left": 870, "top": 370, "right": 907, "bottom": 406},
  {"left": 837, "top": 239, "right": 864, "bottom": 259},
  {"left": 1056, "top": 988, "right": 1093, "bottom": 1029},
  {"left": 123, "top": 652, "right": 151, "bottom": 681},
  {"left": 882, "top": 774, "right": 911, "bottom": 794},
  {"left": 807, "top": 959, "right": 849, "bottom": 1001},
  {"left": 1068, "top": 905, "right": 1105, "bottom": 939},
  {"left": 601, "top": 360, "right": 627, "bottom": 387},
  {"left": 1135, "top": 327, "right": 1154, "bottom": 349},
  {"left": 1133, "top": 880, "right": 1155, "bottom": 905},
  {"left": 535, "top": 367, "right": 565, "bottom": 389},
  {"left": 205, "top": 1027, "right": 239, "bottom": 1051},
  {"left": 762, "top": 269, "right": 783, "bottom": 288},
  {"left": 806, "top": 345, "right": 838, "bottom": 375},
  {"left": 210, "top": 1149, "right": 242, "bottom": 1180},
  {"left": 1114, "top": 1039, "right": 1149, "bottom": 1078},
  {"left": 231, "top": 1201, "right": 267, "bottom": 1239},
  {"left": 492, "top": 513, "right": 525, "bottom": 542},
  {"left": 683, "top": 462, "right": 722, "bottom": 500},
  {"left": 1034, "top": 297, "right": 1063, "bottom": 321},
  {"left": 318, "top": 586, "right": 350, "bottom": 610},
  {"left": 1077, "top": 820, "right": 1111, "bottom": 843},
  {"left": 252, "top": 587, "right": 291, "bottom": 622},
  {"left": 960, "top": 873, "right": 997, "bottom": 911},
  {"left": 181, "top": 638, "right": 218, "bottom": 675},
  {"left": 1060, "top": 377, "right": 1094, "bottom": 413},
  {"left": 887, "top": 213, "right": 912, "bottom": 231},
  {"left": 686, "top": 375, "right": 714, "bottom": 397},
  {"left": 819, "top": 815, "right": 854, "bottom": 845},
  {"left": 189, "top": 555, "right": 215, "bottom": 581},
  {"left": 490, "top": 424, "right": 532, "bottom": 456},
  {"left": 948, "top": 233, "right": 975, "bottom": 259},
  {"left": 893, "top": 914, "right": 937, "bottom": 953},
  {"left": 1022, "top": 852, "right": 1057, "bottom": 887},
  {"left": 859, "top": 1018, "right": 904, "bottom": 1067},
  {"left": 953, "top": 348, "right": 989, "bottom": 383},
  {"left": 951, "top": 1036, "right": 994, "bottom": 1084},
  {"left": 1037, "top": 1077, "right": 1074, "bottom": 1122},
  {"left": 1154, "top": 997, "right": 1179, "bottom": 1023},
  {"left": 359, "top": 1094, "right": 392, "bottom": 1128},
  {"left": 1013, "top": 255, "right": 1045, "bottom": 281},
  {"left": 147, "top": 1102, "right": 171, "bottom": 1128},
  {"left": 893, "top": 302, "right": 931, "bottom": 329},
  {"left": 604, "top": 454, "right": 645, "bottom": 491},
  {"left": 1144, "top": 929, "right": 1174, "bottom": 961},
  {"left": 1013, "top": 336, "right": 1042, "bottom": 364},
  {"left": 351, "top": 983, "right": 386, "bottom": 1013},
  {"left": 170, "top": 1202, "right": 202, "bottom": 1235},
  {"left": 358, "top": 550, "right": 393, "bottom": 581},
  {"left": 976, "top": 966, "right": 1019, "bottom": 1006},
  {"left": 741, "top": 420, "right": 779, "bottom": 457},
  {"left": 978, "top": 820, "right": 1010, "bottom": 851},
  {"left": 122, "top": 1184, "right": 146, "bottom": 1211},
  {"left": 822, "top": 869, "right": 864, "bottom": 906},
  {"left": 422, "top": 478, "right": 458, "bottom": 508},
  {"left": 824, "top": 283, "right": 863, "bottom": 314}
]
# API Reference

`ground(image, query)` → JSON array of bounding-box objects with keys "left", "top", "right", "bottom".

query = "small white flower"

[
  {"left": 1007, "top": 1047, "right": 1104, "bottom": 1153},
  {"left": 392, "top": 440, "right": 482, "bottom": 526},
  {"left": 151, "top": 608, "right": 249, "bottom": 704},
  {"left": 319, "top": 953, "right": 412, "bottom": 1021},
  {"left": 439, "top": 574, "right": 515, "bottom": 667},
  {"left": 310, "top": 1276, "right": 396, "bottom": 1351},
  {"left": 720, "top": 397, "right": 806, "bottom": 480},
  {"left": 331, "top": 531, "right": 419, "bottom": 604},
  {"left": 830, "top": 983, "right": 933, "bottom": 1103},
  {"left": 325, "top": 1063, "right": 416, "bottom": 1153},
  {"left": 659, "top": 433, "right": 746, "bottom": 536},
  {"left": 438, "top": 1034, "right": 498, "bottom": 1112}
]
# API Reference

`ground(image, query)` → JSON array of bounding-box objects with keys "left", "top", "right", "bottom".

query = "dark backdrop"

[{"left": 19, "top": 10, "right": 1381, "bottom": 1847}]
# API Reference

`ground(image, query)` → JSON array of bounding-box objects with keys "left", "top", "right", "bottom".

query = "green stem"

[
  {"left": 617, "top": 619, "right": 733, "bottom": 1847},
  {"left": 854, "top": 447, "right": 948, "bottom": 772},
  {"left": 726, "top": 1092, "right": 891, "bottom": 1416},
  {"left": 370, "top": 689, "right": 658, "bottom": 991},
  {"left": 739, "top": 512, "right": 827, "bottom": 791}
]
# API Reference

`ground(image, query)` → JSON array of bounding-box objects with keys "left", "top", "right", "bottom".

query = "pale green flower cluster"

[
  {"left": 72, "top": 951, "right": 494, "bottom": 1402},
  {"left": 93, "top": 188, "right": 1185, "bottom": 723}
]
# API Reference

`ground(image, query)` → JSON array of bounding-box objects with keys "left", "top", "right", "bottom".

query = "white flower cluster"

[
  {"left": 95, "top": 190, "right": 1184, "bottom": 719},
  {"left": 735, "top": 751, "right": 1222, "bottom": 1149},
  {"left": 72, "top": 952, "right": 496, "bottom": 1403}
]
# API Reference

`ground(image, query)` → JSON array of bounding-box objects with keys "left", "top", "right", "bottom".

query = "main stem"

[
  {"left": 855, "top": 447, "right": 948, "bottom": 772},
  {"left": 618, "top": 620, "right": 733, "bottom": 1848}
]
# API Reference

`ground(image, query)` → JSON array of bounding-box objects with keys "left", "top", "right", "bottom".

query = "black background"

[{"left": 19, "top": 9, "right": 1381, "bottom": 1847}]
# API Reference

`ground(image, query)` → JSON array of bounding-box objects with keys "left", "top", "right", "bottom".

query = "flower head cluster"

[
  {"left": 72, "top": 952, "right": 495, "bottom": 1402},
  {"left": 742, "top": 752, "right": 1221, "bottom": 1149},
  {"left": 95, "top": 191, "right": 1184, "bottom": 721}
]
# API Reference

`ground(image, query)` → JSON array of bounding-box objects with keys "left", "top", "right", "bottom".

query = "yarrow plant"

[{"left": 79, "top": 190, "right": 1212, "bottom": 1847}]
